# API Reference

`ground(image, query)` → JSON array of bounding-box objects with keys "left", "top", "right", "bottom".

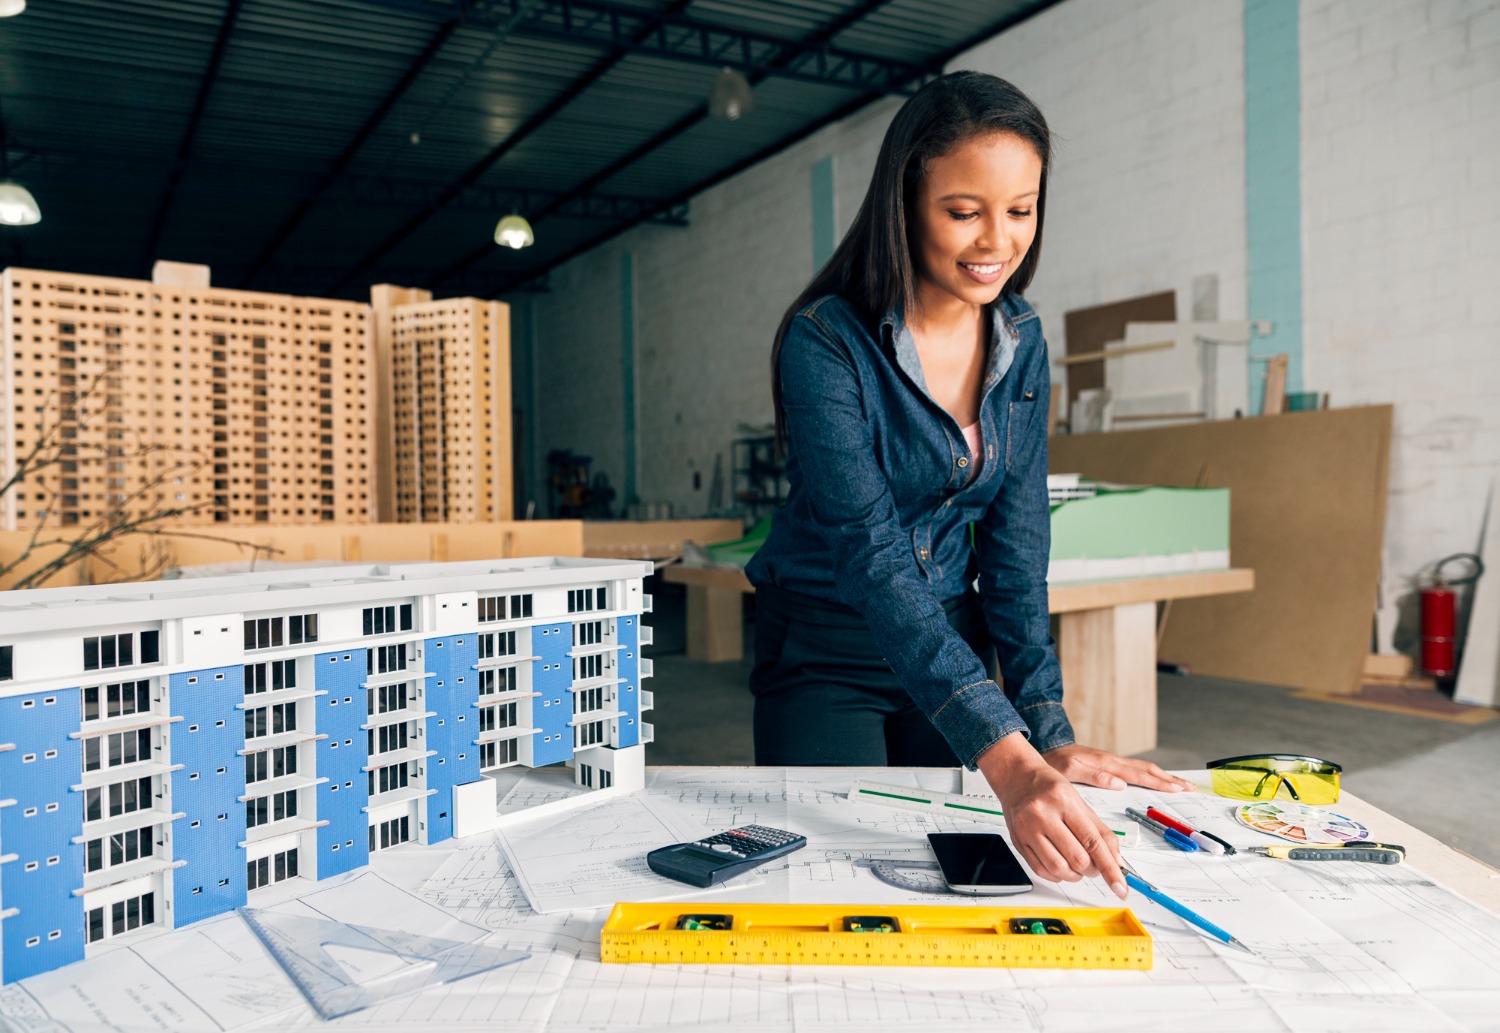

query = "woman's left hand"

[{"left": 1041, "top": 744, "right": 1195, "bottom": 792}]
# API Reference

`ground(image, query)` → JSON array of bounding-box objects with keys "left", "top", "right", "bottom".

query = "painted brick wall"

[
  {"left": 170, "top": 666, "right": 248, "bottom": 927},
  {"left": 314, "top": 649, "right": 370, "bottom": 878},
  {"left": 422, "top": 634, "right": 482, "bottom": 845},
  {"left": 1301, "top": 0, "right": 1500, "bottom": 644}
]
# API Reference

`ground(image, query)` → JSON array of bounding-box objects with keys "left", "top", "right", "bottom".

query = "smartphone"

[{"left": 927, "top": 832, "right": 1033, "bottom": 896}]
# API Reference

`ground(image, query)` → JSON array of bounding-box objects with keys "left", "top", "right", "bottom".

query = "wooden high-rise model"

[
  {"left": 1, "top": 264, "right": 374, "bottom": 529},
  {"left": 2, "top": 264, "right": 512, "bottom": 531},
  {"left": 371, "top": 285, "right": 512, "bottom": 524}
]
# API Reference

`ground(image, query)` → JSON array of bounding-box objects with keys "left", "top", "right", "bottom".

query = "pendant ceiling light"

[
  {"left": 494, "top": 213, "right": 534, "bottom": 250},
  {"left": 709, "top": 67, "right": 754, "bottom": 121},
  {"left": 0, "top": 1, "right": 26, "bottom": 17},
  {"left": 0, "top": 179, "right": 40, "bottom": 225}
]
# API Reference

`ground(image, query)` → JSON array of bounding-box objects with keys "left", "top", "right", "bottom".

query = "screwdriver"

[{"left": 1252, "top": 841, "right": 1405, "bottom": 864}]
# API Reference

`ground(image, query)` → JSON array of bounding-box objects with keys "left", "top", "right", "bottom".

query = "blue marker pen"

[{"left": 1125, "top": 807, "right": 1200, "bottom": 852}]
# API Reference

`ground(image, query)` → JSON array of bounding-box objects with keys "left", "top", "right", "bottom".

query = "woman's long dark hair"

[{"left": 771, "top": 71, "right": 1052, "bottom": 446}]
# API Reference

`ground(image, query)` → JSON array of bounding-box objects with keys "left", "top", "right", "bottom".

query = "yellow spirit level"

[{"left": 600, "top": 901, "right": 1152, "bottom": 970}]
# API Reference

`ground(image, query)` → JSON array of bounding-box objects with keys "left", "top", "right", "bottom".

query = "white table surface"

[{"left": 3, "top": 766, "right": 1498, "bottom": 1033}]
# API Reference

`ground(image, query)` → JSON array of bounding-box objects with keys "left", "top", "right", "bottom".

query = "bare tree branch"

[{"left": 2, "top": 369, "right": 278, "bottom": 590}]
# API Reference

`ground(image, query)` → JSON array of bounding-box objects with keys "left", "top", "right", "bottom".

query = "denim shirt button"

[{"left": 956, "top": 457, "right": 969, "bottom": 468}]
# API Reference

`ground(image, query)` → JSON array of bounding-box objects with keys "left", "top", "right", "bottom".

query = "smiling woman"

[{"left": 744, "top": 71, "right": 1191, "bottom": 899}]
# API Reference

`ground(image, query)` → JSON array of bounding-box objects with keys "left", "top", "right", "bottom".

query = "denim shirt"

[{"left": 745, "top": 291, "right": 1074, "bottom": 769}]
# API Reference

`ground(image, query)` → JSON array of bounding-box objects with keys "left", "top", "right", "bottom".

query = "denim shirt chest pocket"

[{"left": 1005, "top": 391, "right": 1039, "bottom": 471}]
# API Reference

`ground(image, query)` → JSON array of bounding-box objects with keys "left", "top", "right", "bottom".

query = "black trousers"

[{"left": 749, "top": 583, "right": 993, "bottom": 767}]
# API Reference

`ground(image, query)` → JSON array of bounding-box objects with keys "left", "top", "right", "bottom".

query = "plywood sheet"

[
  {"left": 1049, "top": 406, "right": 1392, "bottom": 696},
  {"left": 1061, "top": 291, "right": 1176, "bottom": 415}
]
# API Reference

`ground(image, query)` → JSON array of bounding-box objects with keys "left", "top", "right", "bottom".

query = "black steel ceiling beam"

[
  {"left": 325, "top": 0, "right": 696, "bottom": 296},
  {"left": 429, "top": 0, "right": 901, "bottom": 291},
  {"left": 41, "top": 146, "right": 687, "bottom": 223},
  {"left": 139, "top": 0, "right": 244, "bottom": 272},
  {"left": 358, "top": 0, "right": 926, "bottom": 92},
  {"left": 239, "top": 19, "right": 462, "bottom": 289}
]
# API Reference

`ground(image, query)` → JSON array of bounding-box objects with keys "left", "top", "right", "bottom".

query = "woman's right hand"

[{"left": 976, "top": 732, "right": 1127, "bottom": 899}]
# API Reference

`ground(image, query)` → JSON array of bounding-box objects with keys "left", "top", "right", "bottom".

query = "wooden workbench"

[{"left": 660, "top": 565, "right": 1255, "bottom": 756}]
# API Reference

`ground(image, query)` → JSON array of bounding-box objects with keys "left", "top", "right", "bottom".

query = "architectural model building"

[
  {"left": 370, "top": 285, "right": 513, "bottom": 524},
  {"left": 0, "top": 555, "right": 654, "bottom": 984},
  {"left": 1, "top": 264, "right": 374, "bottom": 530}
]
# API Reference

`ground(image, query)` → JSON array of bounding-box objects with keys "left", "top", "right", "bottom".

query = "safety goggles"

[{"left": 1205, "top": 754, "right": 1342, "bottom": 805}]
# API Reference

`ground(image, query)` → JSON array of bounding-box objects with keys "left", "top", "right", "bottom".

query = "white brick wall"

[{"left": 1302, "top": 0, "right": 1500, "bottom": 646}]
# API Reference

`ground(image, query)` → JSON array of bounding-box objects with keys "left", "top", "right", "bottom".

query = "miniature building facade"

[
  {"left": 1, "top": 266, "right": 375, "bottom": 530},
  {"left": 370, "top": 285, "right": 513, "bottom": 524},
  {"left": 0, "top": 556, "right": 654, "bottom": 984}
]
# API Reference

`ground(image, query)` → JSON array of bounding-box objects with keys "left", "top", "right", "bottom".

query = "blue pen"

[
  {"left": 1122, "top": 869, "right": 1254, "bottom": 954},
  {"left": 1124, "top": 807, "right": 1199, "bottom": 852}
]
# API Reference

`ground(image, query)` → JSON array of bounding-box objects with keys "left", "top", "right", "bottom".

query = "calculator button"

[{"left": 711, "top": 843, "right": 733, "bottom": 853}]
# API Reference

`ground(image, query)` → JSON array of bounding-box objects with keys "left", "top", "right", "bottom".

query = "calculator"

[{"left": 646, "top": 825, "right": 808, "bottom": 887}]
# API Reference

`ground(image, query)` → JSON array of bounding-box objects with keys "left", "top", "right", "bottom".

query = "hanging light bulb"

[
  {"left": 0, "top": 0, "right": 26, "bottom": 17},
  {"left": 0, "top": 180, "right": 40, "bottom": 225},
  {"left": 493, "top": 212, "right": 534, "bottom": 249},
  {"left": 709, "top": 67, "right": 754, "bottom": 121}
]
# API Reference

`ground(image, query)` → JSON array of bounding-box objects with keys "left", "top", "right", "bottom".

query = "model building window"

[
  {"left": 369, "top": 682, "right": 408, "bottom": 715},
  {"left": 81, "top": 679, "right": 151, "bottom": 722},
  {"left": 574, "top": 654, "right": 604, "bottom": 681},
  {"left": 478, "top": 666, "right": 517, "bottom": 697},
  {"left": 370, "top": 815, "right": 410, "bottom": 851},
  {"left": 368, "top": 723, "right": 408, "bottom": 755},
  {"left": 367, "top": 643, "right": 409, "bottom": 675},
  {"left": 244, "top": 660, "right": 296, "bottom": 695},
  {"left": 362, "top": 604, "right": 414, "bottom": 636},
  {"left": 83, "top": 728, "right": 151, "bottom": 772},
  {"left": 478, "top": 595, "right": 507, "bottom": 622},
  {"left": 574, "top": 621, "right": 603, "bottom": 646},
  {"left": 368, "top": 762, "right": 410, "bottom": 796},
  {"left": 247, "top": 848, "right": 299, "bottom": 891},
  {"left": 573, "top": 687, "right": 603, "bottom": 714},
  {"left": 480, "top": 737, "right": 519, "bottom": 770},
  {"left": 567, "top": 587, "right": 608, "bottom": 614},
  {"left": 87, "top": 891, "right": 155, "bottom": 944},
  {"left": 83, "top": 776, "right": 153, "bottom": 822},
  {"left": 575, "top": 720, "right": 605, "bottom": 748},
  {"left": 244, "top": 614, "right": 317, "bottom": 651},
  {"left": 84, "top": 630, "right": 158, "bottom": 670},
  {"left": 246, "top": 789, "right": 298, "bottom": 829},
  {"left": 245, "top": 702, "right": 296, "bottom": 740},
  {"left": 509, "top": 593, "right": 533, "bottom": 618},
  {"left": 245, "top": 745, "right": 297, "bottom": 784},
  {"left": 478, "top": 630, "right": 516, "bottom": 659},
  {"left": 84, "top": 826, "right": 153, "bottom": 873},
  {"left": 0, "top": 645, "right": 12, "bottom": 681}
]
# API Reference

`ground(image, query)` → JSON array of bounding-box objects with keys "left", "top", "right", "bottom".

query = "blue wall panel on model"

[
  {"left": 614, "top": 616, "right": 640, "bottom": 748},
  {"left": 170, "top": 665, "right": 248, "bottom": 927},
  {"left": 0, "top": 689, "right": 85, "bottom": 984},
  {"left": 314, "top": 649, "right": 370, "bottom": 877},
  {"left": 531, "top": 623, "right": 574, "bottom": 766},
  {"left": 422, "top": 634, "right": 480, "bottom": 845}
]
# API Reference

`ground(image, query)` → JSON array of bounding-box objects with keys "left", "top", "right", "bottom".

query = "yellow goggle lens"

[{"left": 1208, "top": 764, "right": 1340, "bottom": 804}]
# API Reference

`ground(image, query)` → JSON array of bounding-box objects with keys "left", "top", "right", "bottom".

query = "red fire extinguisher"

[{"left": 1420, "top": 553, "right": 1483, "bottom": 680}]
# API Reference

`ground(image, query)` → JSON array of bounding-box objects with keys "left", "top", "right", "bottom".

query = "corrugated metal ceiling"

[{"left": 0, "top": 0, "right": 1060, "bottom": 301}]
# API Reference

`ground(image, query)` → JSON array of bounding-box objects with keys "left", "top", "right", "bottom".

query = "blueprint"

[{"left": 2, "top": 767, "right": 1499, "bottom": 1032}]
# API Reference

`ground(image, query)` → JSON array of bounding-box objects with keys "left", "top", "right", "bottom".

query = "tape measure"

[{"left": 600, "top": 902, "right": 1152, "bottom": 970}]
